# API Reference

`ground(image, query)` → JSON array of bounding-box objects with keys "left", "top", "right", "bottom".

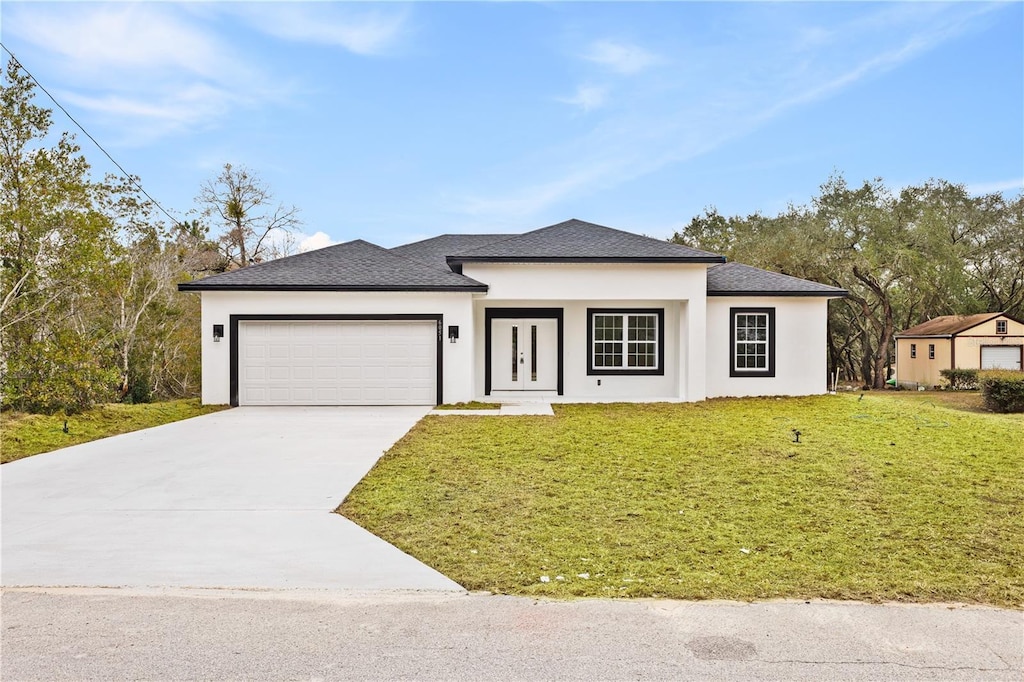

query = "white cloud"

[
  {"left": 299, "top": 231, "right": 338, "bottom": 252},
  {"left": 451, "top": 4, "right": 999, "bottom": 221},
  {"left": 7, "top": 4, "right": 239, "bottom": 81},
  {"left": 557, "top": 85, "right": 609, "bottom": 112},
  {"left": 455, "top": 161, "right": 622, "bottom": 219},
  {"left": 57, "top": 84, "right": 235, "bottom": 142},
  {"left": 967, "top": 179, "right": 1024, "bottom": 196},
  {"left": 232, "top": 5, "right": 411, "bottom": 56},
  {"left": 3, "top": 3, "right": 282, "bottom": 144},
  {"left": 582, "top": 40, "right": 659, "bottom": 75}
]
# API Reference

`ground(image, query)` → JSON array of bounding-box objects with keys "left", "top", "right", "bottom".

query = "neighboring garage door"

[
  {"left": 981, "top": 345, "right": 1023, "bottom": 370},
  {"left": 238, "top": 320, "right": 437, "bottom": 405}
]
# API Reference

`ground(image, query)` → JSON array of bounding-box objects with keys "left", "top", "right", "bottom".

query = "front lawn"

[
  {"left": 340, "top": 394, "right": 1024, "bottom": 606},
  {"left": 1, "top": 399, "right": 228, "bottom": 464}
]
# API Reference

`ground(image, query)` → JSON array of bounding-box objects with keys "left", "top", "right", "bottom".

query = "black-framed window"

[
  {"left": 587, "top": 308, "right": 664, "bottom": 375},
  {"left": 729, "top": 307, "right": 775, "bottom": 378},
  {"left": 928, "top": 343, "right": 935, "bottom": 360},
  {"left": 910, "top": 343, "right": 917, "bottom": 359},
  {"left": 996, "top": 319, "right": 1008, "bottom": 335}
]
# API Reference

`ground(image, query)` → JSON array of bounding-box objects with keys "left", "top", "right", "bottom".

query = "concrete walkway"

[{"left": 1, "top": 407, "right": 462, "bottom": 591}]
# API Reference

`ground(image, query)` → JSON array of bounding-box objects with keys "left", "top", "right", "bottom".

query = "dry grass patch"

[
  {"left": 434, "top": 401, "right": 501, "bottom": 410},
  {"left": 340, "top": 394, "right": 1023, "bottom": 606}
]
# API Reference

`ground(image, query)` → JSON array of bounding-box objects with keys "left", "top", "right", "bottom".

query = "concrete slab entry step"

[{"left": 499, "top": 403, "right": 555, "bottom": 416}]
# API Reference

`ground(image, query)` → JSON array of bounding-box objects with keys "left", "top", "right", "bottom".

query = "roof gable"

[
  {"left": 707, "top": 262, "right": 848, "bottom": 297},
  {"left": 391, "top": 234, "right": 514, "bottom": 270},
  {"left": 896, "top": 312, "right": 1013, "bottom": 337},
  {"left": 178, "top": 239, "right": 487, "bottom": 292},
  {"left": 446, "top": 219, "right": 725, "bottom": 264}
]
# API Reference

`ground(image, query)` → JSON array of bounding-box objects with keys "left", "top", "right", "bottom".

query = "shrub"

[
  {"left": 979, "top": 370, "right": 1024, "bottom": 413},
  {"left": 940, "top": 368, "right": 979, "bottom": 391},
  {"left": 1, "top": 335, "right": 119, "bottom": 415}
]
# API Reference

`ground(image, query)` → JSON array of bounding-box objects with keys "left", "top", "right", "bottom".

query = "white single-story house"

[{"left": 178, "top": 219, "right": 847, "bottom": 406}]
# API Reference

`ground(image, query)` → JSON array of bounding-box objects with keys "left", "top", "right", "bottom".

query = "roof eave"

[
  {"left": 447, "top": 256, "right": 726, "bottom": 265},
  {"left": 894, "top": 334, "right": 954, "bottom": 339},
  {"left": 177, "top": 283, "right": 488, "bottom": 293},
  {"left": 708, "top": 290, "right": 848, "bottom": 298}
]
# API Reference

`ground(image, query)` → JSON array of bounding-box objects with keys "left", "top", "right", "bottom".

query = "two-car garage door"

[{"left": 237, "top": 320, "right": 437, "bottom": 405}]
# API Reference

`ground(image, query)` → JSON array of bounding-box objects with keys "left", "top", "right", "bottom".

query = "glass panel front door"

[{"left": 491, "top": 318, "right": 557, "bottom": 391}]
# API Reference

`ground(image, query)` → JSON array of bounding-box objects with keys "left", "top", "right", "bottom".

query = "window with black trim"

[
  {"left": 587, "top": 309, "right": 664, "bottom": 375},
  {"left": 910, "top": 343, "right": 917, "bottom": 359},
  {"left": 928, "top": 343, "right": 935, "bottom": 360},
  {"left": 996, "top": 319, "right": 1008, "bottom": 335},
  {"left": 730, "top": 307, "right": 775, "bottom": 378}
]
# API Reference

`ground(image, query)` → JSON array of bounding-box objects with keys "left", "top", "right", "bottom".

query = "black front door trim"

[
  {"left": 484, "top": 308, "right": 564, "bottom": 396},
  {"left": 229, "top": 314, "right": 443, "bottom": 407}
]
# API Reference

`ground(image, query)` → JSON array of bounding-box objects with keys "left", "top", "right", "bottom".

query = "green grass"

[
  {"left": 340, "top": 393, "right": 1024, "bottom": 606},
  {"left": 1, "top": 399, "right": 229, "bottom": 464},
  {"left": 434, "top": 401, "right": 501, "bottom": 410},
  {"left": 875, "top": 389, "right": 990, "bottom": 413}
]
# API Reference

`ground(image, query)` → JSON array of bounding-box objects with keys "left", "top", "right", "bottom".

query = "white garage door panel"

[
  {"left": 239, "top": 320, "right": 437, "bottom": 405},
  {"left": 981, "top": 346, "right": 1022, "bottom": 370}
]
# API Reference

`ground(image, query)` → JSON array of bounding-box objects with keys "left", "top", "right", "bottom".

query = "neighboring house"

[
  {"left": 178, "top": 219, "right": 847, "bottom": 406},
  {"left": 894, "top": 312, "right": 1024, "bottom": 388}
]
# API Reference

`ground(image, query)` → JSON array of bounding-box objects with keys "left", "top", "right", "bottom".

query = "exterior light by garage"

[
  {"left": 213, "top": 324, "right": 224, "bottom": 342},
  {"left": 448, "top": 325, "right": 459, "bottom": 343}
]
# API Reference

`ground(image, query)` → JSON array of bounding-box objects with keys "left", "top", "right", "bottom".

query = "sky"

[{"left": 2, "top": 1, "right": 1022, "bottom": 250}]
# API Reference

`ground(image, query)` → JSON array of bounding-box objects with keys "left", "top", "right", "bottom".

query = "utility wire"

[{"left": 1, "top": 43, "right": 182, "bottom": 227}]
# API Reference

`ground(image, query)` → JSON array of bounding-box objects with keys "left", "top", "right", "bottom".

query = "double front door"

[{"left": 491, "top": 318, "right": 558, "bottom": 391}]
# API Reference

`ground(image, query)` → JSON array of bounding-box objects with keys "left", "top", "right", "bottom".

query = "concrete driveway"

[{"left": 1, "top": 407, "right": 462, "bottom": 591}]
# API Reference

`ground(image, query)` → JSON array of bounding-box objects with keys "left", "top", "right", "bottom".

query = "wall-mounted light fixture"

[
  {"left": 213, "top": 324, "right": 224, "bottom": 342},
  {"left": 448, "top": 325, "right": 459, "bottom": 343}
]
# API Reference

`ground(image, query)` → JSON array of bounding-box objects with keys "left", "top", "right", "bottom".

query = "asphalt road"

[{"left": 2, "top": 588, "right": 1020, "bottom": 681}]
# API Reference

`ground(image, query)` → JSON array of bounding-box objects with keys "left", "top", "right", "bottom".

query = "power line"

[{"left": 0, "top": 43, "right": 182, "bottom": 227}]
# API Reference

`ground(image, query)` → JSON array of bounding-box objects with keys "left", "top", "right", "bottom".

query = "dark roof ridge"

[
  {"left": 360, "top": 238, "right": 487, "bottom": 284},
  {"left": 895, "top": 312, "right": 1017, "bottom": 337},
  {"left": 178, "top": 237, "right": 488, "bottom": 292},
  {"left": 448, "top": 218, "right": 725, "bottom": 263}
]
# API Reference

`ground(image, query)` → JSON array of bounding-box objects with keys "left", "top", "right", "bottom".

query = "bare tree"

[{"left": 196, "top": 163, "right": 300, "bottom": 269}]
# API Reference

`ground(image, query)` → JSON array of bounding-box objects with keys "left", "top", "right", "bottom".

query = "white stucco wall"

[
  {"left": 705, "top": 296, "right": 831, "bottom": 398},
  {"left": 196, "top": 290, "right": 476, "bottom": 405},
  {"left": 462, "top": 263, "right": 709, "bottom": 401}
]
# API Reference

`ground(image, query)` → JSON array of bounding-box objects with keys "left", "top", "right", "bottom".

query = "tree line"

[
  {"left": 671, "top": 176, "right": 1024, "bottom": 388},
  {"left": 4, "top": 55, "right": 1020, "bottom": 413},
  {"left": 1, "top": 59, "right": 299, "bottom": 414}
]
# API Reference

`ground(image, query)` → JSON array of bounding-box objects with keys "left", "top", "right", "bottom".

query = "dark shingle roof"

[
  {"left": 447, "top": 219, "right": 725, "bottom": 264},
  {"left": 391, "top": 234, "right": 514, "bottom": 270},
  {"left": 707, "top": 262, "right": 847, "bottom": 297},
  {"left": 178, "top": 240, "right": 487, "bottom": 292},
  {"left": 895, "top": 313, "right": 1006, "bottom": 337}
]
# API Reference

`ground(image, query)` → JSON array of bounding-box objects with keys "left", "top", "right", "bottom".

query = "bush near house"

[
  {"left": 979, "top": 370, "right": 1024, "bottom": 413},
  {"left": 940, "top": 368, "right": 979, "bottom": 391}
]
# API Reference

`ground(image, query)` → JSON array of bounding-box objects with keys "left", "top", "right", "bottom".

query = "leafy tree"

[
  {"left": 1, "top": 57, "right": 210, "bottom": 411},
  {"left": 1, "top": 57, "right": 119, "bottom": 413},
  {"left": 672, "top": 173, "right": 1023, "bottom": 388},
  {"left": 196, "top": 163, "right": 300, "bottom": 269}
]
